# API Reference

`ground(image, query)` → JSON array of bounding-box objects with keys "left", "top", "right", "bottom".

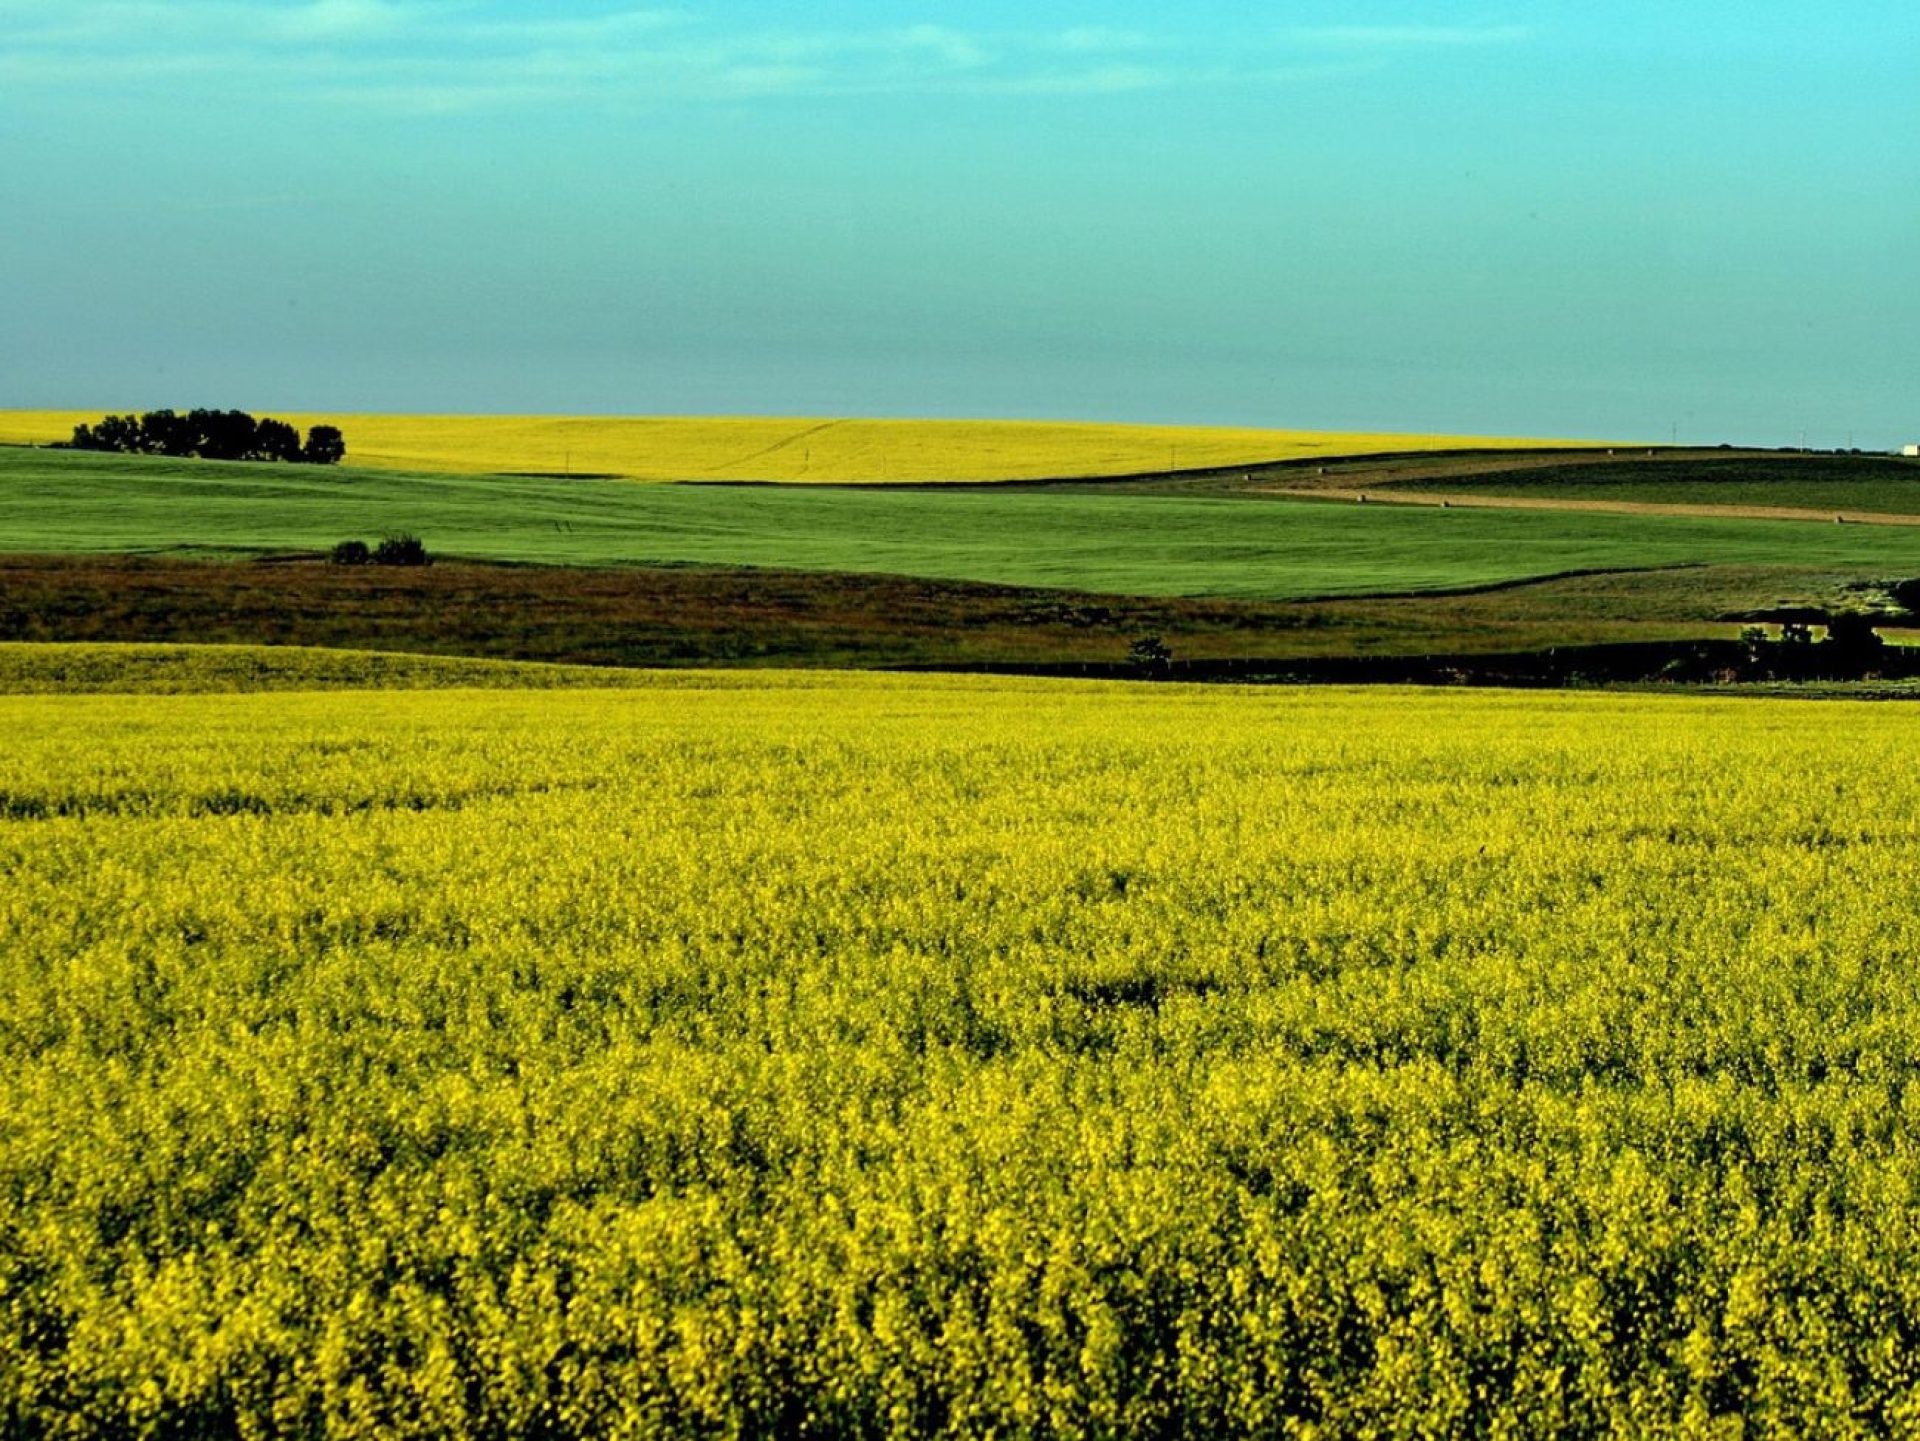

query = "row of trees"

[{"left": 65, "top": 410, "right": 344, "bottom": 465}]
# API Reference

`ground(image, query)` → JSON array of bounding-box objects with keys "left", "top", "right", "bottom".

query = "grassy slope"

[
  {"left": 1411, "top": 455, "right": 1920, "bottom": 515},
  {"left": 0, "top": 411, "right": 1587, "bottom": 483},
  {"left": 0, "top": 642, "right": 668, "bottom": 694},
  {"left": 4, "top": 448, "right": 1919, "bottom": 602},
  {"left": 9, "top": 555, "right": 1823, "bottom": 671}
]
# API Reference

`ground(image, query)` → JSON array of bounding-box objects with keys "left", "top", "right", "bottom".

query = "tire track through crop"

[{"left": 701, "top": 419, "right": 847, "bottom": 478}]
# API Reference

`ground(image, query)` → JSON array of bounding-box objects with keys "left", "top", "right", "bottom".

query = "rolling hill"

[
  {"left": 0, "top": 411, "right": 1589, "bottom": 483},
  {"left": 2, "top": 446, "right": 1916, "bottom": 602}
]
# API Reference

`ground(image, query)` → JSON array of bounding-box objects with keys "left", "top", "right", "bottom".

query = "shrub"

[
  {"left": 330, "top": 539, "right": 371, "bottom": 566},
  {"left": 372, "top": 535, "right": 430, "bottom": 567},
  {"left": 1128, "top": 633, "right": 1172, "bottom": 677}
]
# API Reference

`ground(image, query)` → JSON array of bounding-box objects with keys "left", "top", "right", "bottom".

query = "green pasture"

[
  {"left": 0, "top": 642, "right": 666, "bottom": 694},
  {"left": 1420, "top": 455, "right": 1920, "bottom": 516},
  {"left": 4, "top": 446, "right": 1919, "bottom": 599}
]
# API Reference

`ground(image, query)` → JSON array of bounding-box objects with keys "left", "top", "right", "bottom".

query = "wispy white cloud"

[
  {"left": 967, "top": 64, "right": 1174, "bottom": 97},
  {"left": 0, "top": 0, "right": 418, "bottom": 47},
  {"left": 1048, "top": 27, "right": 1160, "bottom": 55},
  {"left": 461, "top": 8, "right": 690, "bottom": 45},
  {"left": 0, "top": 3, "right": 1527, "bottom": 109},
  {"left": 265, "top": 0, "right": 410, "bottom": 42},
  {"left": 884, "top": 23, "right": 991, "bottom": 71},
  {"left": 1283, "top": 24, "right": 1535, "bottom": 49}
]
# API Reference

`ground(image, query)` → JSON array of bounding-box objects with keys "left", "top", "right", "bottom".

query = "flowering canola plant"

[
  {"left": 3, "top": 672, "right": 1918, "bottom": 1436},
  {"left": 0, "top": 411, "right": 1581, "bottom": 483}
]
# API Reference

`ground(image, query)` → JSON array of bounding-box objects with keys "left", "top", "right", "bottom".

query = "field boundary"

[{"left": 706, "top": 445, "right": 1641, "bottom": 491}]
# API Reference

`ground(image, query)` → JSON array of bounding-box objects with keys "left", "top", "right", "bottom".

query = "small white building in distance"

[{"left": 1904, "top": 444, "right": 1920, "bottom": 457}]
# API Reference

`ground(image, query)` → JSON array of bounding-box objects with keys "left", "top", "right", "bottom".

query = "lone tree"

[
  {"left": 1128, "top": 633, "right": 1173, "bottom": 678},
  {"left": 303, "top": 425, "right": 346, "bottom": 466}
]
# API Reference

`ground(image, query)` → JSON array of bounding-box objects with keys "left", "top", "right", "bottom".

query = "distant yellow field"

[{"left": 0, "top": 411, "right": 1584, "bottom": 483}]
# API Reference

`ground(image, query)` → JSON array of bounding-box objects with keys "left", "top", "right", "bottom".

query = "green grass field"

[
  {"left": 6, "top": 447, "right": 1920, "bottom": 601},
  {"left": 1416, "top": 456, "right": 1920, "bottom": 515}
]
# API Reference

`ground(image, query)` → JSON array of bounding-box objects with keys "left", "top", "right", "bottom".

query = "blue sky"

[{"left": 3, "top": 1, "right": 1916, "bottom": 444}]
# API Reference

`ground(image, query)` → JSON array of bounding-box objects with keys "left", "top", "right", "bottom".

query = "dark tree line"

[{"left": 64, "top": 410, "right": 344, "bottom": 465}]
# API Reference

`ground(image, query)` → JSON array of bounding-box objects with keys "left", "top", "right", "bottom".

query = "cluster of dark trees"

[
  {"left": 1740, "top": 609, "right": 1888, "bottom": 655},
  {"left": 64, "top": 410, "right": 345, "bottom": 465},
  {"left": 1725, "top": 610, "right": 1893, "bottom": 681},
  {"left": 331, "top": 536, "right": 430, "bottom": 567}
]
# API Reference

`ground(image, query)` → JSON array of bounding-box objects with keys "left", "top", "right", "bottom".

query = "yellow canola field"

[
  {"left": 0, "top": 409, "right": 1582, "bottom": 482},
  {"left": 5, "top": 668, "right": 1920, "bottom": 1436}
]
